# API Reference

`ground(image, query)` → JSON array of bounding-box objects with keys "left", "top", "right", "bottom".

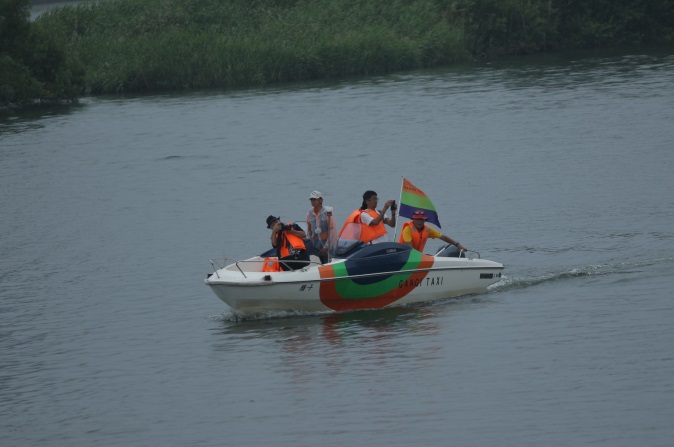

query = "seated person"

[{"left": 266, "top": 215, "right": 310, "bottom": 271}]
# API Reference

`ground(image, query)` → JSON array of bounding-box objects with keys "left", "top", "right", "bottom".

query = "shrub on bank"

[
  {"left": 0, "top": 0, "right": 84, "bottom": 108},
  {"left": 456, "top": 0, "right": 674, "bottom": 56}
]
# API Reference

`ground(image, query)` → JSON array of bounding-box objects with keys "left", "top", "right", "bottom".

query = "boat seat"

[{"left": 435, "top": 244, "right": 465, "bottom": 258}]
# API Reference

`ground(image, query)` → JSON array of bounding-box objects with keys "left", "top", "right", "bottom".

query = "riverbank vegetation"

[
  {"left": 3, "top": 0, "right": 674, "bottom": 109},
  {"left": 1, "top": 0, "right": 83, "bottom": 108}
]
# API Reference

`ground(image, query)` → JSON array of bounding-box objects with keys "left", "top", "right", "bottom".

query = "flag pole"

[{"left": 393, "top": 175, "right": 404, "bottom": 242}]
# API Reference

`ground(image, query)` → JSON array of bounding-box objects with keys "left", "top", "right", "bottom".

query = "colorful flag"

[{"left": 399, "top": 178, "right": 442, "bottom": 228}]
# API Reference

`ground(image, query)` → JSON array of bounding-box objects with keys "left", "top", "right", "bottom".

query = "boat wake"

[{"left": 490, "top": 256, "right": 672, "bottom": 293}]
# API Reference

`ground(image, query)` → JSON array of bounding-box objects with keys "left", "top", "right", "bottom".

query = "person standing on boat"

[
  {"left": 398, "top": 210, "right": 467, "bottom": 253},
  {"left": 306, "top": 191, "right": 336, "bottom": 264},
  {"left": 266, "top": 215, "right": 310, "bottom": 271},
  {"left": 339, "top": 190, "right": 397, "bottom": 244}
]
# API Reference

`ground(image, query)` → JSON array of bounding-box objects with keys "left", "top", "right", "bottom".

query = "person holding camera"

[
  {"left": 306, "top": 191, "right": 336, "bottom": 264},
  {"left": 339, "top": 190, "right": 397, "bottom": 244},
  {"left": 266, "top": 215, "right": 310, "bottom": 271}
]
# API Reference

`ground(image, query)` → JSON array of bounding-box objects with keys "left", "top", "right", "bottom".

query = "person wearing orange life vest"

[
  {"left": 339, "top": 190, "right": 397, "bottom": 244},
  {"left": 266, "top": 215, "right": 310, "bottom": 271},
  {"left": 398, "top": 209, "right": 468, "bottom": 253}
]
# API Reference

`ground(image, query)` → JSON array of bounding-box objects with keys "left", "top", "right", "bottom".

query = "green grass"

[
  {"left": 22, "top": 0, "right": 674, "bottom": 97},
  {"left": 34, "top": 0, "right": 470, "bottom": 94}
]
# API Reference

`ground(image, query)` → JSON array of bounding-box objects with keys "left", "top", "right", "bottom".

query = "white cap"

[{"left": 309, "top": 191, "right": 322, "bottom": 199}]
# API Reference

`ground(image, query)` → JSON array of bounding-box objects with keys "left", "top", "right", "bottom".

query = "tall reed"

[
  {"left": 32, "top": 0, "right": 674, "bottom": 95},
  {"left": 35, "top": 0, "right": 469, "bottom": 94}
]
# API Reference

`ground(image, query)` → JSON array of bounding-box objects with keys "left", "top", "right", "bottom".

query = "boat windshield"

[
  {"left": 339, "top": 222, "right": 361, "bottom": 241},
  {"left": 334, "top": 223, "right": 363, "bottom": 257}
]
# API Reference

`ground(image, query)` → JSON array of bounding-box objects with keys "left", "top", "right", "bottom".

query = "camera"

[
  {"left": 391, "top": 200, "right": 397, "bottom": 211},
  {"left": 280, "top": 224, "right": 291, "bottom": 231}
]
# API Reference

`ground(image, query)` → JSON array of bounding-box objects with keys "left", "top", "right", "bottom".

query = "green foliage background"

[
  {"left": 1, "top": 0, "right": 84, "bottom": 107},
  {"left": 2, "top": 0, "right": 674, "bottom": 109}
]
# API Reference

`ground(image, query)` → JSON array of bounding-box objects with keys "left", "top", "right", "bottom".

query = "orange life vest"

[
  {"left": 398, "top": 221, "right": 429, "bottom": 252},
  {"left": 339, "top": 209, "right": 387, "bottom": 243},
  {"left": 279, "top": 223, "right": 306, "bottom": 258},
  {"left": 262, "top": 257, "right": 281, "bottom": 272}
]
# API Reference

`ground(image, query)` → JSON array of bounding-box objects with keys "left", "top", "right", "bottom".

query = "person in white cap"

[{"left": 306, "top": 191, "right": 337, "bottom": 263}]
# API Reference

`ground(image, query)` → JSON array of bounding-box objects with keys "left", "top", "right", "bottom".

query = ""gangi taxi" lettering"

[{"left": 398, "top": 276, "right": 444, "bottom": 288}]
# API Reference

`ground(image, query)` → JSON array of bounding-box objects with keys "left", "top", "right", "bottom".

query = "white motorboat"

[{"left": 205, "top": 236, "right": 504, "bottom": 314}]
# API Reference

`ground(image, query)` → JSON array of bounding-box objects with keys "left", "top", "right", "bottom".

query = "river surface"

[{"left": 1, "top": 48, "right": 674, "bottom": 446}]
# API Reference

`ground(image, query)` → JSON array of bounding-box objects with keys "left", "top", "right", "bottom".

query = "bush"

[{"left": 0, "top": 0, "right": 84, "bottom": 109}]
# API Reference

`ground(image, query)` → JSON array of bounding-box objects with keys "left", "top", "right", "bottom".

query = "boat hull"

[{"left": 206, "top": 251, "right": 504, "bottom": 313}]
